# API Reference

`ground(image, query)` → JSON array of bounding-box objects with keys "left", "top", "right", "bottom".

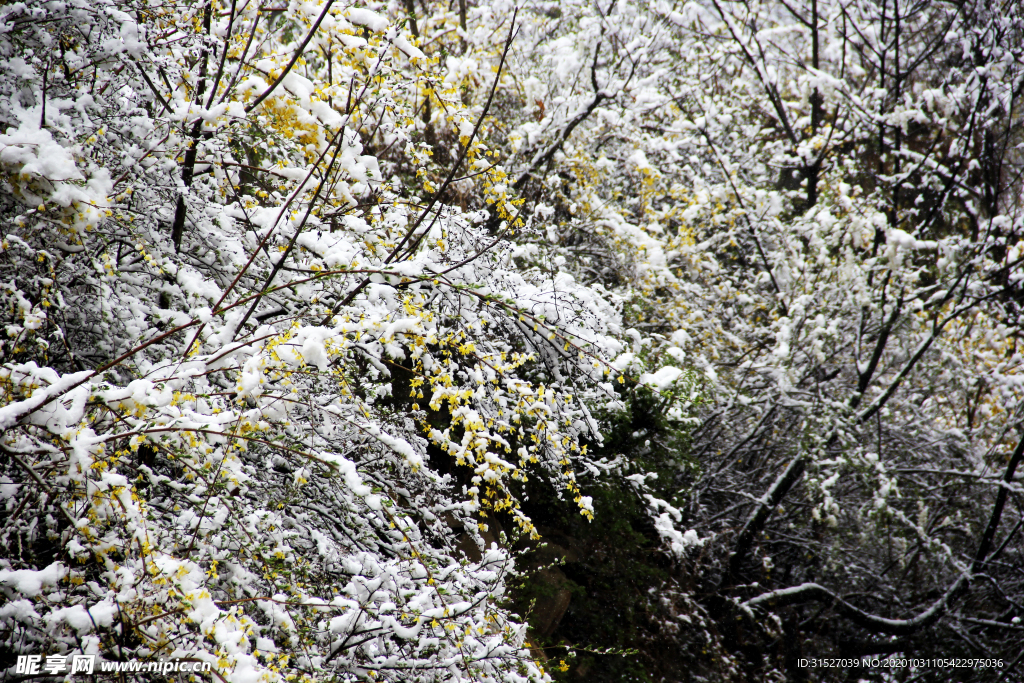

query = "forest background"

[{"left": 0, "top": 0, "right": 1022, "bottom": 681}]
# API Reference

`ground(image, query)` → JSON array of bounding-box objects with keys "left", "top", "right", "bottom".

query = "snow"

[
  {"left": 0, "top": 366, "right": 92, "bottom": 431},
  {"left": 0, "top": 563, "right": 65, "bottom": 597},
  {"left": 48, "top": 601, "right": 118, "bottom": 632},
  {"left": 389, "top": 29, "right": 425, "bottom": 62},
  {"left": 0, "top": 119, "right": 83, "bottom": 184},
  {"left": 346, "top": 8, "right": 388, "bottom": 32},
  {"left": 638, "top": 366, "right": 683, "bottom": 391},
  {"left": 654, "top": 514, "right": 704, "bottom": 557},
  {"left": 887, "top": 228, "right": 936, "bottom": 251}
]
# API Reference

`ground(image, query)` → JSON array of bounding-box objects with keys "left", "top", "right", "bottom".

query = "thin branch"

[{"left": 245, "top": 0, "right": 337, "bottom": 112}]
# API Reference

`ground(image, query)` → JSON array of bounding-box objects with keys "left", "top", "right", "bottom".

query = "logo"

[{"left": 14, "top": 655, "right": 91, "bottom": 676}]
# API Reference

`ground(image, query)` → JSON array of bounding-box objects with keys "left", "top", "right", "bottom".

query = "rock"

[
  {"left": 529, "top": 566, "right": 573, "bottom": 638},
  {"left": 455, "top": 516, "right": 504, "bottom": 562}
]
